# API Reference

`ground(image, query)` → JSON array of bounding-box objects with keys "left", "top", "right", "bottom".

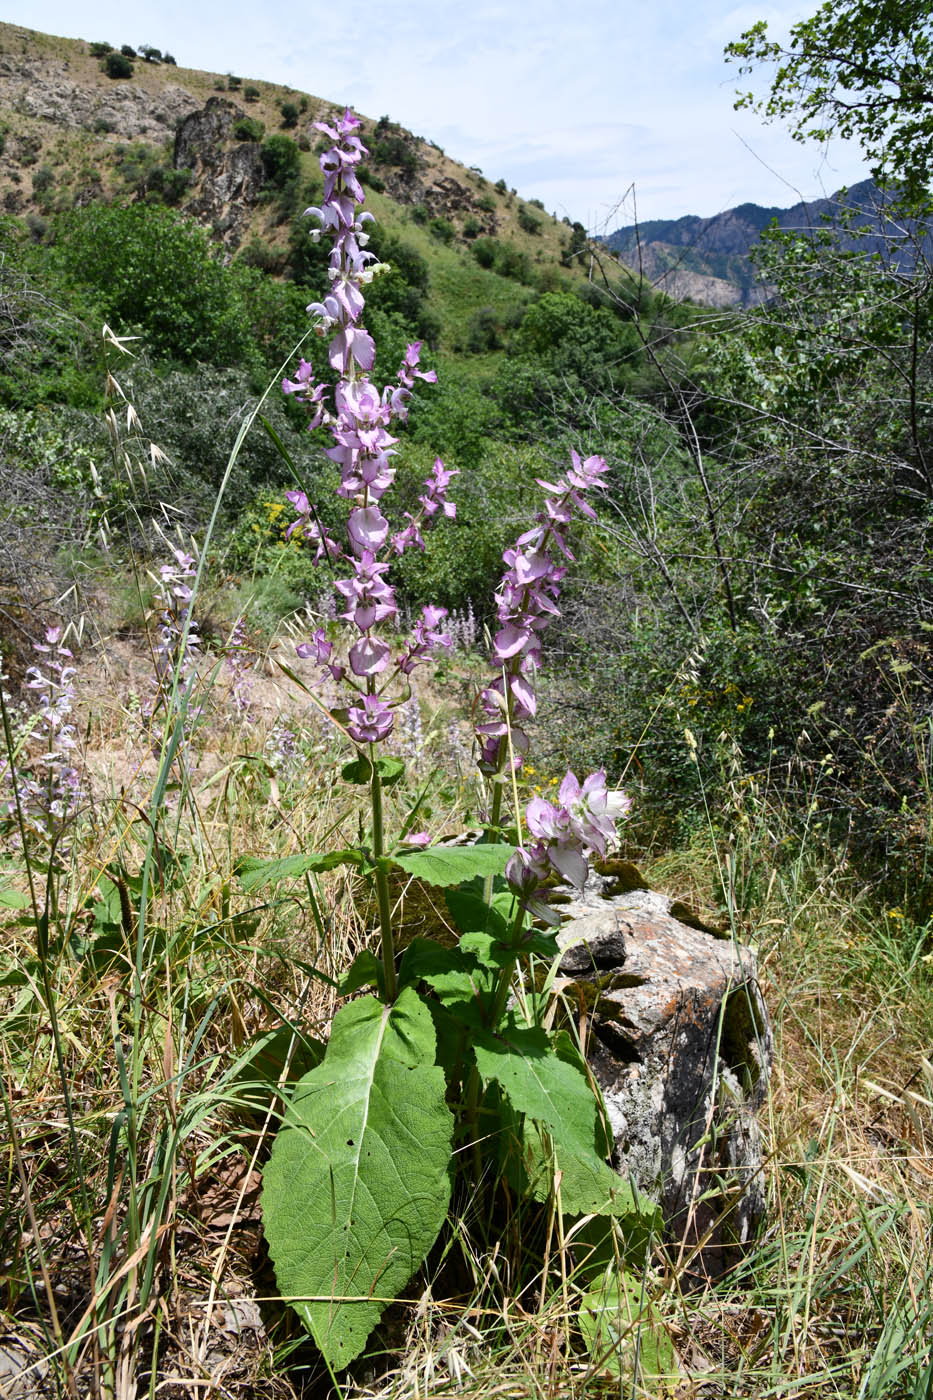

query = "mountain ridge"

[{"left": 604, "top": 179, "right": 932, "bottom": 306}]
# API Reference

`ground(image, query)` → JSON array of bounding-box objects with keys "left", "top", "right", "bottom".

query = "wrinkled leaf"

[
  {"left": 262, "top": 989, "right": 453, "bottom": 1368},
  {"left": 474, "top": 1019, "right": 640, "bottom": 1218},
  {"left": 445, "top": 888, "right": 511, "bottom": 941},
  {"left": 399, "top": 937, "right": 494, "bottom": 1026},
  {"left": 392, "top": 843, "right": 514, "bottom": 888}
]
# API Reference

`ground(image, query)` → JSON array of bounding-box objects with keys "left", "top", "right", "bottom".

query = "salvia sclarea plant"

[
  {"left": 0, "top": 627, "right": 82, "bottom": 848},
  {"left": 144, "top": 541, "right": 202, "bottom": 738},
  {"left": 244, "top": 108, "right": 652, "bottom": 1371}
]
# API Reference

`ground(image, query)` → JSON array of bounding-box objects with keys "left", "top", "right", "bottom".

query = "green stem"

[
  {"left": 370, "top": 762, "right": 397, "bottom": 1002},
  {"left": 462, "top": 1062, "right": 485, "bottom": 1190},
  {"left": 488, "top": 902, "right": 529, "bottom": 1029}
]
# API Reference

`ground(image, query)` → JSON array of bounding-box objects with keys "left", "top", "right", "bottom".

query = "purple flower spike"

[
  {"left": 279, "top": 103, "right": 456, "bottom": 764},
  {"left": 475, "top": 453, "right": 608, "bottom": 775}
]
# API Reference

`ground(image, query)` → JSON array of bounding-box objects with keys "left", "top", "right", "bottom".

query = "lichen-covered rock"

[{"left": 557, "top": 883, "right": 771, "bottom": 1277}]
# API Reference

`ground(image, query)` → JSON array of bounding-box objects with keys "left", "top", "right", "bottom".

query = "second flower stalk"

[{"left": 284, "top": 107, "right": 628, "bottom": 999}]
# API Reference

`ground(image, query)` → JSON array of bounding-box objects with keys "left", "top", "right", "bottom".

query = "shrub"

[
  {"left": 156, "top": 167, "right": 192, "bottom": 205},
  {"left": 120, "top": 44, "right": 136, "bottom": 57},
  {"left": 261, "top": 133, "right": 301, "bottom": 188},
  {"left": 470, "top": 238, "right": 534, "bottom": 284},
  {"left": 227, "top": 74, "right": 242, "bottom": 88},
  {"left": 163, "top": 53, "right": 177, "bottom": 65},
  {"left": 126, "top": 360, "right": 301, "bottom": 523},
  {"left": 462, "top": 215, "right": 482, "bottom": 239},
  {"left": 138, "top": 45, "right": 162, "bottom": 62},
  {"left": 496, "top": 242, "right": 533, "bottom": 283},
  {"left": 517, "top": 205, "right": 541, "bottom": 235},
  {"left": 495, "top": 177, "right": 507, "bottom": 194},
  {"left": 428, "top": 216, "right": 454, "bottom": 244},
  {"left": 465, "top": 306, "right": 502, "bottom": 352},
  {"left": 103, "top": 52, "right": 133, "bottom": 78},
  {"left": 478, "top": 193, "right": 496, "bottom": 212},
  {"left": 233, "top": 116, "right": 265, "bottom": 142},
  {"left": 50, "top": 203, "right": 252, "bottom": 366},
  {"left": 244, "top": 84, "right": 260, "bottom": 102},
  {"left": 356, "top": 164, "right": 384, "bottom": 192},
  {"left": 236, "top": 237, "right": 286, "bottom": 273},
  {"left": 371, "top": 133, "right": 417, "bottom": 174},
  {"left": 89, "top": 41, "right": 112, "bottom": 56},
  {"left": 279, "top": 101, "right": 299, "bottom": 129},
  {"left": 113, "top": 143, "right": 192, "bottom": 205},
  {"left": 32, "top": 166, "right": 54, "bottom": 196}
]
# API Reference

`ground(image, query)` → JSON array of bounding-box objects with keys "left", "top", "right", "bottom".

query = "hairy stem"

[{"left": 370, "top": 764, "right": 397, "bottom": 1001}]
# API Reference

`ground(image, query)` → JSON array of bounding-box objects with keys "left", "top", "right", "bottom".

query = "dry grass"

[{"left": 1, "top": 607, "right": 931, "bottom": 1400}]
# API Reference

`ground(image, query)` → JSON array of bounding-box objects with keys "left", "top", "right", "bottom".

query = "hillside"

[{"left": 0, "top": 19, "right": 624, "bottom": 344}]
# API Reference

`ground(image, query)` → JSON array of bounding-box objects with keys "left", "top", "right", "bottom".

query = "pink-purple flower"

[
  {"left": 347, "top": 694, "right": 394, "bottom": 744},
  {"left": 281, "top": 109, "right": 455, "bottom": 750},
  {"left": 475, "top": 459, "right": 609, "bottom": 775},
  {"left": 505, "top": 768, "right": 628, "bottom": 922}
]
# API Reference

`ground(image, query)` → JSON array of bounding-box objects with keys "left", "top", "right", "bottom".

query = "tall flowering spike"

[
  {"left": 282, "top": 116, "right": 455, "bottom": 750},
  {"left": 475, "top": 455, "right": 608, "bottom": 776},
  {"left": 3, "top": 626, "right": 83, "bottom": 843}
]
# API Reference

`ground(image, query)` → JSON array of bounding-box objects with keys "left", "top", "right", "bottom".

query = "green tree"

[
  {"left": 50, "top": 204, "right": 251, "bottom": 365},
  {"left": 726, "top": 0, "right": 933, "bottom": 205},
  {"left": 103, "top": 51, "right": 133, "bottom": 78}
]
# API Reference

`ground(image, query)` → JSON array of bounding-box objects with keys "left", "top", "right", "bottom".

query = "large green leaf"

[
  {"left": 399, "top": 938, "right": 494, "bottom": 1025},
  {"left": 391, "top": 843, "right": 514, "bottom": 888},
  {"left": 235, "top": 849, "right": 359, "bottom": 891},
  {"left": 474, "top": 1020, "right": 640, "bottom": 1219},
  {"left": 262, "top": 989, "right": 453, "bottom": 1369}
]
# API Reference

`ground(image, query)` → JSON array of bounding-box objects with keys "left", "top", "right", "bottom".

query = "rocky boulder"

[{"left": 557, "top": 878, "right": 772, "bottom": 1277}]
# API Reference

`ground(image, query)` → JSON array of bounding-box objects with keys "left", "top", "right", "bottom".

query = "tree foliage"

[
  {"left": 726, "top": 0, "right": 933, "bottom": 205},
  {"left": 50, "top": 204, "right": 251, "bottom": 365}
]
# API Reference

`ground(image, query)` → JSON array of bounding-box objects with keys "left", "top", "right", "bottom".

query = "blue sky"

[{"left": 3, "top": 0, "right": 869, "bottom": 227}]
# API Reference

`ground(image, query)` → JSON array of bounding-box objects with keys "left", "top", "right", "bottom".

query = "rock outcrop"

[
  {"left": 173, "top": 98, "right": 265, "bottom": 248},
  {"left": 557, "top": 879, "right": 771, "bottom": 1277},
  {"left": 0, "top": 55, "right": 199, "bottom": 140}
]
